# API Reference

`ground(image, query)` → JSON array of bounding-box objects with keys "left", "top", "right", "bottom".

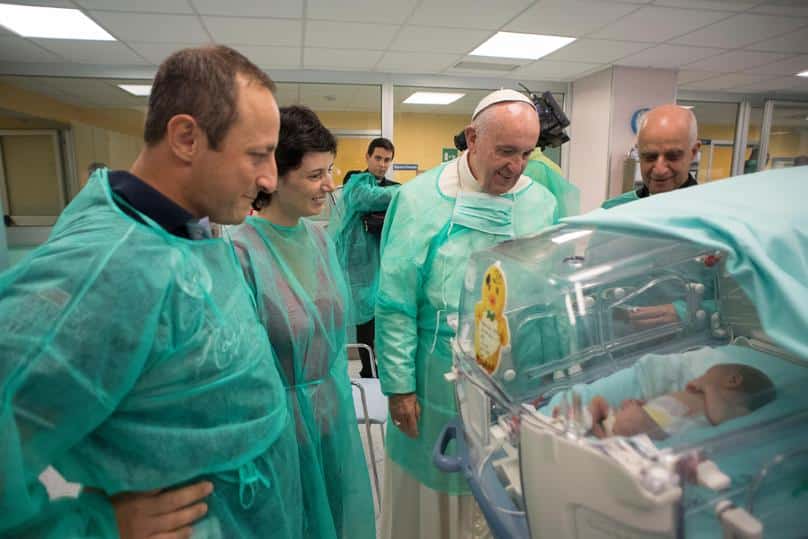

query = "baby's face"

[
  {"left": 686, "top": 365, "right": 747, "bottom": 425},
  {"left": 685, "top": 365, "right": 734, "bottom": 393}
]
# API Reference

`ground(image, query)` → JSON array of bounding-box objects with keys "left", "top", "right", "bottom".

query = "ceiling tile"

[
  {"left": 677, "top": 69, "right": 720, "bottom": 84},
  {"left": 204, "top": 17, "right": 301, "bottom": 47},
  {"left": 389, "top": 26, "right": 491, "bottom": 54},
  {"left": 305, "top": 21, "right": 397, "bottom": 49},
  {"left": 77, "top": 0, "right": 194, "bottom": 13},
  {"left": 670, "top": 14, "right": 806, "bottom": 48},
  {"left": 376, "top": 51, "right": 461, "bottom": 73},
  {"left": 748, "top": 1, "right": 808, "bottom": 17},
  {"left": 542, "top": 39, "right": 651, "bottom": 64},
  {"left": 222, "top": 45, "right": 301, "bottom": 69},
  {"left": 0, "top": 36, "right": 63, "bottom": 63},
  {"left": 753, "top": 54, "right": 808, "bottom": 75},
  {"left": 395, "top": 87, "right": 491, "bottom": 115},
  {"left": 684, "top": 50, "right": 791, "bottom": 72},
  {"left": 443, "top": 65, "right": 520, "bottom": 77},
  {"left": 409, "top": 0, "right": 533, "bottom": 30},
  {"left": 746, "top": 28, "right": 808, "bottom": 54},
  {"left": 652, "top": 0, "right": 758, "bottom": 10},
  {"left": 515, "top": 60, "right": 605, "bottom": 81},
  {"left": 89, "top": 12, "right": 210, "bottom": 43},
  {"left": 617, "top": 44, "right": 725, "bottom": 68},
  {"left": 506, "top": 0, "right": 641, "bottom": 37},
  {"left": 592, "top": 6, "right": 733, "bottom": 42},
  {"left": 303, "top": 48, "right": 383, "bottom": 70},
  {"left": 191, "top": 0, "right": 302, "bottom": 17},
  {"left": 127, "top": 42, "right": 203, "bottom": 65},
  {"left": 680, "top": 72, "right": 769, "bottom": 91},
  {"left": 306, "top": 0, "right": 417, "bottom": 23},
  {"left": 31, "top": 39, "right": 151, "bottom": 65}
]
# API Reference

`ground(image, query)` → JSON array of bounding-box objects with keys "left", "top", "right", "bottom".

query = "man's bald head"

[
  {"left": 465, "top": 101, "right": 540, "bottom": 195},
  {"left": 637, "top": 104, "right": 700, "bottom": 195},
  {"left": 639, "top": 105, "right": 698, "bottom": 146}
]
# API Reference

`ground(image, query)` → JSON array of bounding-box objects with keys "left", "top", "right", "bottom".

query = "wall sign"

[{"left": 630, "top": 108, "right": 651, "bottom": 135}]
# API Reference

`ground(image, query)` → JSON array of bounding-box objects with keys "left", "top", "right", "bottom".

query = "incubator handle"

[{"left": 433, "top": 420, "right": 464, "bottom": 473}]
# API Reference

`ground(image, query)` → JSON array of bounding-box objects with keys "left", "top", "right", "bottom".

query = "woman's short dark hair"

[
  {"left": 144, "top": 45, "right": 275, "bottom": 150},
  {"left": 253, "top": 105, "right": 337, "bottom": 210}
]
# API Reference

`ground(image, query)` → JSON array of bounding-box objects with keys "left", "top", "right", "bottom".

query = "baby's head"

[{"left": 686, "top": 363, "right": 776, "bottom": 424}]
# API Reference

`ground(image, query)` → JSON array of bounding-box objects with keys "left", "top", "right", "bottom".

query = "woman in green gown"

[{"left": 230, "top": 105, "right": 374, "bottom": 539}]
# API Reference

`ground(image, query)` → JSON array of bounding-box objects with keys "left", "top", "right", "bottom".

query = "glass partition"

[
  {"left": 743, "top": 105, "right": 765, "bottom": 174},
  {"left": 678, "top": 100, "right": 739, "bottom": 183},
  {"left": 765, "top": 102, "right": 808, "bottom": 169},
  {"left": 274, "top": 82, "right": 381, "bottom": 185}
]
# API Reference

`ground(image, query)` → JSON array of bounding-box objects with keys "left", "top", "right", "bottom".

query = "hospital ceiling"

[{"left": 0, "top": 0, "right": 807, "bottom": 110}]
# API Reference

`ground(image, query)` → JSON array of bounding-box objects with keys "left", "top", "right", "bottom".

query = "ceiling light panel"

[
  {"left": 0, "top": 3, "right": 115, "bottom": 40},
  {"left": 403, "top": 92, "right": 465, "bottom": 105},
  {"left": 118, "top": 84, "right": 151, "bottom": 96},
  {"left": 470, "top": 31, "right": 575, "bottom": 60}
]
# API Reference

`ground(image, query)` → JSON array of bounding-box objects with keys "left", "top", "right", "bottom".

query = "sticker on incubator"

[{"left": 474, "top": 262, "right": 510, "bottom": 375}]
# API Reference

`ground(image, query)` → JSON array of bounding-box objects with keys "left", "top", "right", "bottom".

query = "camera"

[{"left": 454, "top": 86, "right": 570, "bottom": 151}]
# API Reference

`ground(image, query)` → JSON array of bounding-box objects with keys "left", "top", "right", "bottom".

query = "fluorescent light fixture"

[
  {"left": 797, "top": 70, "right": 808, "bottom": 77},
  {"left": 118, "top": 84, "right": 152, "bottom": 96},
  {"left": 470, "top": 31, "right": 575, "bottom": 60},
  {"left": 0, "top": 3, "right": 115, "bottom": 40},
  {"left": 403, "top": 92, "right": 464, "bottom": 105},
  {"left": 681, "top": 105, "right": 695, "bottom": 109},
  {"left": 770, "top": 130, "right": 791, "bottom": 136}
]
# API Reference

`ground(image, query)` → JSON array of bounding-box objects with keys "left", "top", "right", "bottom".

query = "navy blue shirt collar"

[{"left": 108, "top": 170, "right": 200, "bottom": 239}]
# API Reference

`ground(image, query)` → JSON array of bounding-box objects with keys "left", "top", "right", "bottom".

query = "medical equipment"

[{"left": 435, "top": 223, "right": 808, "bottom": 539}]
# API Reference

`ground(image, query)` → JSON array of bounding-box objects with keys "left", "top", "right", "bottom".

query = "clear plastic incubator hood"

[{"left": 435, "top": 223, "right": 808, "bottom": 539}]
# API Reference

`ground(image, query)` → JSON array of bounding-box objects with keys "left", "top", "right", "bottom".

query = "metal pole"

[
  {"left": 731, "top": 101, "right": 750, "bottom": 176},
  {"left": 757, "top": 100, "right": 774, "bottom": 172},
  {"left": 381, "top": 79, "right": 394, "bottom": 180}
]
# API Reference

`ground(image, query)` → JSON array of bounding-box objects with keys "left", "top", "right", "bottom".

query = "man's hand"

[
  {"left": 112, "top": 481, "right": 213, "bottom": 539},
  {"left": 389, "top": 392, "right": 420, "bottom": 439},
  {"left": 628, "top": 304, "right": 679, "bottom": 329}
]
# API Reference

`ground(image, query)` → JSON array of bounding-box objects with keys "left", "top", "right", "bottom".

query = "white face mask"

[{"left": 450, "top": 190, "right": 515, "bottom": 238}]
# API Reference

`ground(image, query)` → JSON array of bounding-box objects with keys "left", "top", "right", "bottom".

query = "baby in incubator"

[{"left": 588, "top": 363, "right": 775, "bottom": 440}]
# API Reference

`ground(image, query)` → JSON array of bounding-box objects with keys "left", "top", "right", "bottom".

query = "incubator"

[{"left": 435, "top": 224, "right": 808, "bottom": 539}]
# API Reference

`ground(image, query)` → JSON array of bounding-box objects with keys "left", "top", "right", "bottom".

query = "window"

[{"left": 678, "top": 100, "right": 739, "bottom": 183}]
